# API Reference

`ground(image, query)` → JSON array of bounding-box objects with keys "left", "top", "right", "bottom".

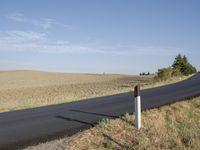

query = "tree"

[
  {"left": 172, "top": 54, "right": 197, "bottom": 76},
  {"left": 172, "top": 54, "right": 183, "bottom": 70},
  {"left": 182, "top": 63, "right": 197, "bottom": 76}
]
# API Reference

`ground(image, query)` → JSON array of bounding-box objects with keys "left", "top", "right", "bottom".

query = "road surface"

[{"left": 0, "top": 73, "right": 200, "bottom": 150}]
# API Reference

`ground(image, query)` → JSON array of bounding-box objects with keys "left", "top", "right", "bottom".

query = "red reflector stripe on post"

[{"left": 134, "top": 85, "right": 140, "bottom": 97}]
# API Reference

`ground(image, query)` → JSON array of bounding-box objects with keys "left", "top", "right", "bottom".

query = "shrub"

[
  {"left": 171, "top": 68, "right": 182, "bottom": 77},
  {"left": 97, "top": 118, "right": 110, "bottom": 128},
  {"left": 104, "top": 141, "right": 114, "bottom": 150}
]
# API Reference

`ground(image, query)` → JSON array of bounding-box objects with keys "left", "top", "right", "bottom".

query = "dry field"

[
  {"left": 0, "top": 70, "right": 152, "bottom": 112},
  {"left": 24, "top": 97, "right": 200, "bottom": 150}
]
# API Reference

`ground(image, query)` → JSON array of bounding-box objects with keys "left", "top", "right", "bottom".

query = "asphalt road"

[{"left": 0, "top": 73, "right": 200, "bottom": 150}]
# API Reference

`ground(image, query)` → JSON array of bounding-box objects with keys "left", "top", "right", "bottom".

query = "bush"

[
  {"left": 156, "top": 67, "right": 172, "bottom": 80},
  {"left": 171, "top": 68, "right": 182, "bottom": 77},
  {"left": 97, "top": 118, "right": 110, "bottom": 128}
]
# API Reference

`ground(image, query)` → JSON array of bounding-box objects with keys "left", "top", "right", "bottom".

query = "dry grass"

[
  {"left": 24, "top": 97, "right": 200, "bottom": 150},
  {"left": 0, "top": 70, "right": 152, "bottom": 112},
  {"left": 141, "top": 75, "right": 192, "bottom": 89}
]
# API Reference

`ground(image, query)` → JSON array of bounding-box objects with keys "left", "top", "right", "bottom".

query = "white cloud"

[
  {"left": 7, "top": 13, "right": 26, "bottom": 22},
  {"left": 0, "top": 30, "right": 46, "bottom": 51},
  {"left": 0, "top": 30, "right": 101, "bottom": 53},
  {"left": 32, "top": 18, "right": 55, "bottom": 29},
  {"left": 0, "top": 30, "right": 187, "bottom": 56},
  {"left": 32, "top": 18, "right": 72, "bottom": 29},
  {"left": 55, "top": 40, "right": 70, "bottom": 45},
  {"left": 105, "top": 46, "right": 186, "bottom": 56},
  {"left": 5, "top": 30, "right": 46, "bottom": 41},
  {"left": 6, "top": 13, "right": 71, "bottom": 29}
]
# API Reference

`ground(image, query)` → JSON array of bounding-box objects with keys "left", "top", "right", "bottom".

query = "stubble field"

[{"left": 0, "top": 70, "right": 152, "bottom": 112}]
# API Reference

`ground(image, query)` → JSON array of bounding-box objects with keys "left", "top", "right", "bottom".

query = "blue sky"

[{"left": 0, "top": 0, "right": 200, "bottom": 74}]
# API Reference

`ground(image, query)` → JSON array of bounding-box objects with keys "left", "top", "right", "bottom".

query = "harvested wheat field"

[
  {"left": 24, "top": 97, "right": 200, "bottom": 150},
  {"left": 0, "top": 70, "right": 153, "bottom": 112}
]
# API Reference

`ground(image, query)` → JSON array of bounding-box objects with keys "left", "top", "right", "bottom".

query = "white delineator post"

[{"left": 134, "top": 85, "right": 141, "bottom": 129}]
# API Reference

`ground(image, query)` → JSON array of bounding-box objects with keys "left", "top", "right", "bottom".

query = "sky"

[{"left": 0, "top": 0, "right": 200, "bottom": 74}]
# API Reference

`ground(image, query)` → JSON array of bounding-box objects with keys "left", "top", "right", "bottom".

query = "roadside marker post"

[{"left": 134, "top": 85, "right": 141, "bottom": 129}]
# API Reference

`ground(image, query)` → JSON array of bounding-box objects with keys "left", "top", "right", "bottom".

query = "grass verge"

[{"left": 141, "top": 75, "right": 193, "bottom": 89}]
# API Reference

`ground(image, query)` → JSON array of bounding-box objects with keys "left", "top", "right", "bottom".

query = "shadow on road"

[
  {"left": 56, "top": 115, "right": 95, "bottom": 127},
  {"left": 70, "top": 109, "right": 117, "bottom": 118}
]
